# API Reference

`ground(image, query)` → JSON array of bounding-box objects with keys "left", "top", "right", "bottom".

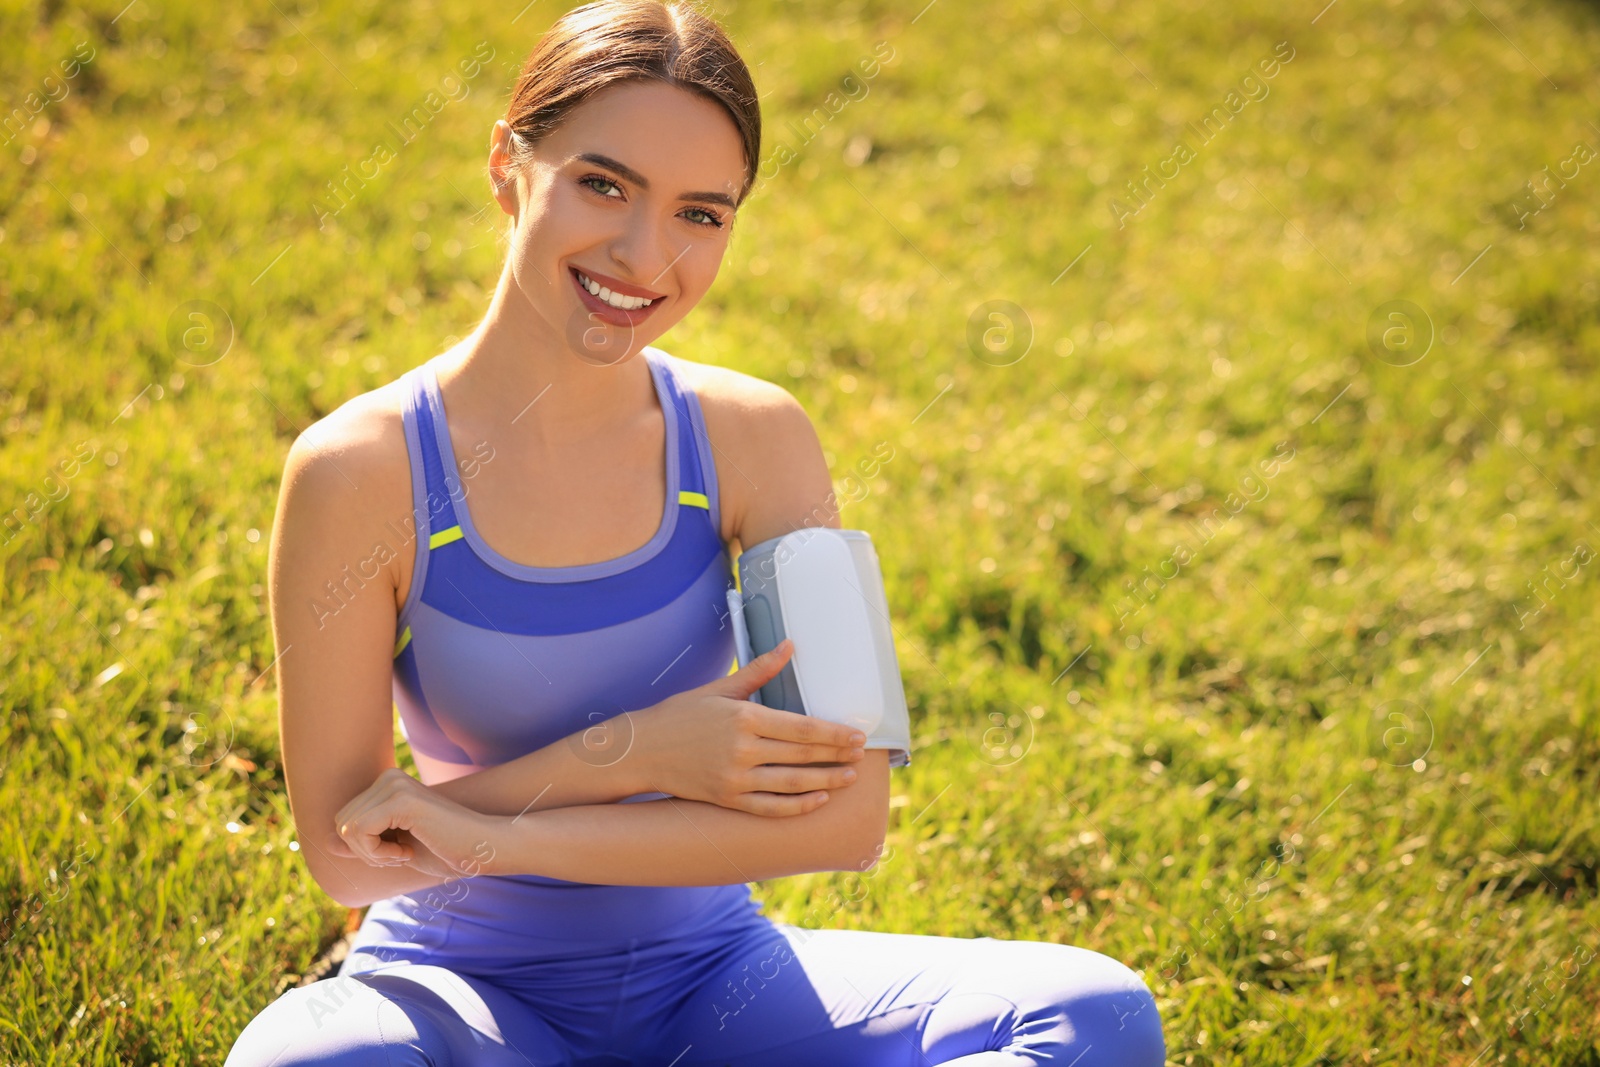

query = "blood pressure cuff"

[{"left": 730, "top": 528, "right": 911, "bottom": 768}]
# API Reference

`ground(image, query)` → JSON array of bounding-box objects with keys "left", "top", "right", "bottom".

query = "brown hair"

[{"left": 504, "top": 0, "right": 762, "bottom": 207}]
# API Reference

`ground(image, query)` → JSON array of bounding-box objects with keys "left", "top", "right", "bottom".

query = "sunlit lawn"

[{"left": 2, "top": 0, "right": 1598, "bottom": 1062}]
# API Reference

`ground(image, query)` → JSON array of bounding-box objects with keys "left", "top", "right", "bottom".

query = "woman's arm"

[
  {"left": 335, "top": 750, "right": 890, "bottom": 885},
  {"left": 494, "top": 371, "right": 896, "bottom": 884},
  {"left": 271, "top": 401, "right": 654, "bottom": 908},
  {"left": 485, "top": 749, "right": 890, "bottom": 884},
  {"left": 422, "top": 642, "right": 863, "bottom": 821},
  {"left": 420, "top": 723, "right": 646, "bottom": 816},
  {"left": 498, "top": 376, "right": 897, "bottom": 883}
]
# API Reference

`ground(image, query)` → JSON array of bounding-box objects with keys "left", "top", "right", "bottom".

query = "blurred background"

[{"left": 2, "top": 0, "right": 1597, "bottom": 1062}]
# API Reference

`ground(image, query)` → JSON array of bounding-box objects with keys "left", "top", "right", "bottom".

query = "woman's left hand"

[{"left": 334, "top": 768, "right": 501, "bottom": 881}]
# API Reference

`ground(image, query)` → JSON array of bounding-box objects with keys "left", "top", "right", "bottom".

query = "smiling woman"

[
  {"left": 224, "top": 2, "right": 1163, "bottom": 1065},
  {"left": 498, "top": 96, "right": 742, "bottom": 342}
]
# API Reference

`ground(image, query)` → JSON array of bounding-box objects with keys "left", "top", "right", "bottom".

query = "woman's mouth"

[{"left": 569, "top": 266, "right": 664, "bottom": 327}]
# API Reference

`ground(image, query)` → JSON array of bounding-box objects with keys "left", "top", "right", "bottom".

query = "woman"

[{"left": 227, "top": 2, "right": 1166, "bottom": 1063}]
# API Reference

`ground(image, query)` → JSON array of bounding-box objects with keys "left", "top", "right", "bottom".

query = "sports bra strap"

[
  {"left": 407, "top": 362, "right": 462, "bottom": 537},
  {"left": 406, "top": 351, "right": 716, "bottom": 558}
]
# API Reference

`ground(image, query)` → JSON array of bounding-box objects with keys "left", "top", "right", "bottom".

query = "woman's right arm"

[{"left": 267, "top": 406, "right": 646, "bottom": 908}]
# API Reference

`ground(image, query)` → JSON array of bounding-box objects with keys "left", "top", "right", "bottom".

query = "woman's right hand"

[{"left": 626, "top": 639, "right": 869, "bottom": 816}]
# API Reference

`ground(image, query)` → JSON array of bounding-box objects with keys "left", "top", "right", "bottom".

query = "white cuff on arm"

[{"left": 731, "top": 528, "right": 912, "bottom": 768}]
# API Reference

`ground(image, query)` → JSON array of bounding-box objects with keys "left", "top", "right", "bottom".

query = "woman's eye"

[
  {"left": 580, "top": 175, "right": 622, "bottom": 198},
  {"left": 581, "top": 174, "right": 724, "bottom": 229},
  {"left": 683, "top": 207, "right": 724, "bottom": 229}
]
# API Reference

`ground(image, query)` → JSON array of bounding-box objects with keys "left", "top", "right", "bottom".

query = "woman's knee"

[
  {"left": 1076, "top": 949, "right": 1165, "bottom": 1065},
  {"left": 223, "top": 978, "right": 433, "bottom": 1067},
  {"left": 970, "top": 939, "right": 1166, "bottom": 1066}
]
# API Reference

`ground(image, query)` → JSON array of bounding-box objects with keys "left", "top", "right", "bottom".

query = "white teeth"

[{"left": 576, "top": 271, "right": 656, "bottom": 311}]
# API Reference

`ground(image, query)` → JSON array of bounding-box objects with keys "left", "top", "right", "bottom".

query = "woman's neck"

[{"left": 434, "top": 258, "right": 657, "bottom": 447}]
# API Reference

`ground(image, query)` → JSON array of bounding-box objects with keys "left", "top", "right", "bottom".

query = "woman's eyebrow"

[{"left": 574, "top": 151, "right": 736, "bottom": 209}]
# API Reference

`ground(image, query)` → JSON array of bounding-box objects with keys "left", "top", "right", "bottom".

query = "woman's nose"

[{"left": 607, "top": 210, "right": 684, "bottom": 288}]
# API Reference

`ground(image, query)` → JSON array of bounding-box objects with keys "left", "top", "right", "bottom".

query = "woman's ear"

[{"left": 489, "top": 120, "right": 521, "bottom": 219}]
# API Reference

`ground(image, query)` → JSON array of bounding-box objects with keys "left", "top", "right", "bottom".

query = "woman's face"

[{"left": 489, "top": 79, "right": 747, "bottom": 366}]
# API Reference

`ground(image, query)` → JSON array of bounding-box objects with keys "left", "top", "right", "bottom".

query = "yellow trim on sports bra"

[
  {"left": 429, "top": 525, "right": 465, "bottom": 549},
  {"left": 411, "top": 499, "right": 707, "bottom": 656}
]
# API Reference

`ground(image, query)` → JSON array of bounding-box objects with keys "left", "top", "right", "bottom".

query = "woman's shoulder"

[
  {"left": 287, "top": 372, "right": 410, "bottom": 465},
  {"left": 656, "top": 349, "right": 812, "bottom": 434},
  {"left": 653, "top": 349, "right": 832, "bottom": 544},
  {"left": 277, "top": 368, "right": 419, "bottom": 522},
  {"left": 269, "top": 369, "right": 427, "bottom": 614}
]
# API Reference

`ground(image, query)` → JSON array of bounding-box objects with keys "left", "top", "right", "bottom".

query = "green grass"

[{"left": 3, "top": 0, "right": 1599, "bottom": 1062}]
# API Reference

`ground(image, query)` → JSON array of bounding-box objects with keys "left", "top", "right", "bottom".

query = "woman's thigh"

[
  {"left": 223, "top": 962, "right": 572, "bottom": 1067},
  {"left": 649, "top": 924, "right": 1165, "bottom": 1067}
]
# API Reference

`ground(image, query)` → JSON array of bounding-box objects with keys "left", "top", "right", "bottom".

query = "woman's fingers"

[
  {"left": 709, "top": 639, "right": 794, "bottom": 701},
  {"left": 729, "top": 789, "right": 833, "bottom": 817},
  {"left": 742, "top": 710, "right": 870, "bottom": 767},
  {"left": 333, "top": 768, "right": 401, "bottom": 835},
  {"left": 352, "top": 831, "right": 409, "bottom": 865},
  {"left": 324, "top": 835, "right": 357, "bottom": 860},
  {"left": 754, "top": 735, "right": 866, "bottom": 768},
  {"left": 336, "top": 813, "right": 380, "bottom": 863},
  {"left": 334, "top": 768, "right": 424, "bottom": 866},
  {"left": 745, "top": 761, "right": 860, "bottom": 797},
  {"left": 742, "top": 703, "right": 870, "bottom": 755},
  {"left": 338, "top": 799, "right": 412, "bottom": 865}
]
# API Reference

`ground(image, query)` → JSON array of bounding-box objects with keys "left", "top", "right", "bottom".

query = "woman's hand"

[
  {"left": 627, "top": 640, "right": 869, "bottom": 816},
  {"left": 332, "top": 768, "right": 501, "bottom": 881}
]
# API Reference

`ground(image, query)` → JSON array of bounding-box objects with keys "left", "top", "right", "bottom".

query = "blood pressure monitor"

[{"left": 727, "top": 528, "right": 912, "bottom": 768}]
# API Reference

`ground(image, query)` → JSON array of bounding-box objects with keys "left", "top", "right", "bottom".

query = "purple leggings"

[{"left": 224, "top": 903, "right": 1164, "bottom": 1066}]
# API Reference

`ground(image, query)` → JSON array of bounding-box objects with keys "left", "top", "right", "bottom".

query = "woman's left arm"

[
  {"left": 502, "top": 379, "right": 895, "bottom": 882},
  {"left": 496, "top": 750, "right": 890, "bottom": 882}
]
